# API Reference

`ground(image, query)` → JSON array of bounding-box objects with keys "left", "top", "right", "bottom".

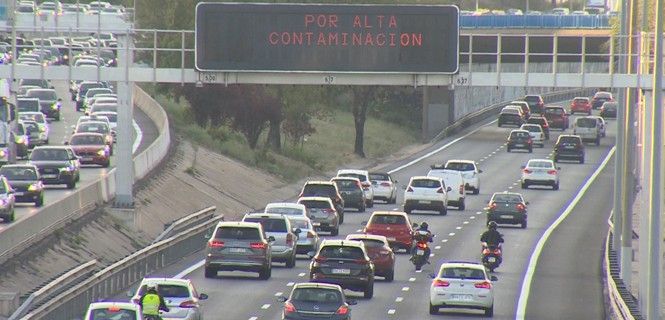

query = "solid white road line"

[
  {"left": 174, "top": 259, "right": 205, "bottom": 279},
  {"left": 515, "top": 146, "right": 616, "bottom": 319}
]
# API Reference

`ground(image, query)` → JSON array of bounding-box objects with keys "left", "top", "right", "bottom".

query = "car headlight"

[
  {"left": 16, "top": 137, "right": 25, "bottom": 144},
  {"left": 97, "top": 149, "right": 106, "bottom": 156},
  {"left": 39, "top": 126, "right": 46, "bottom": 132},
  {"left": 59, "top": 166, "right": 75, "bottom": 172},
  {"left": 28, "top": 183, "right": 40, "bottom": 191}
]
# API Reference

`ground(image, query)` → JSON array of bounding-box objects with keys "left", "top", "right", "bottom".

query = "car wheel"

[
  {"left": 358, "top": 203, "right": 366, "bottom": 213},
  {"left": 580, "top": 157, "right": 585, "bottom": 164},
  {"left": 404, "top": 207, "right": 411, "bottom": 215},
  {"left": 66, "top": 182, "right": 76, "bottom": 189},
  {"left": 363, "top": 279, "right": 374, "bottom": 299},
  {"left": 330, "top": 227, "right": 339, "bottom": 236},
  {"left": 339, "top": 212, "right": 344, "bottom": 224},
  {"left": 429, "top": 302, "right": 439, "bottom": 315},
  {"left": 35, "top": 194, "right": 44, "bottom": 207},
  {"left": 385, "top": 269, "right": 394, "bottom": 282},
  {"left": 4, "top": 210, "right": 14, "bottom": 223},
  {"left": 258, "top": 265, "right": 271, "bottom": 280},
  {"left": 204, "top": 266, "right": 216, "bottom": 278},
  {"left": 439, "top": 206, "right": 447, "bottom": 216},
  {"left": 553, "top": 182, "right": 559, "bottom": 190},
  {"left": 521, "top": 220, "right": 528, "bottom": 229},
  {"left": 286, "top": 253, "right": 296, "bottom": 268},
  {"left": 473, "top": 187, "right": 480, "bottom": 195},
  {"left": 485, "top": 305, "right": 494, "bottom": 317},
  {"left": 458, "top": 199, "right": 465, "bottom": 211},
  {"left": 521, "top": 182, "right": 528, "bottom": 189},
  {"left": 367, "top": 199, "right": 374, "bottom": 208}
]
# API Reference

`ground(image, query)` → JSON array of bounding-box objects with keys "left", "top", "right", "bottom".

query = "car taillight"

[
  {"left": 307, "top": 231, "right": 315, "bottom": 238},
  {"left": 336, "top": 305, "right": 350, "bottom": 315},
  {"left": 314, "top": 256, "right": 327, "bottom": 263},
  {"left": 516, "top": 203, "right": 525, "bottom": 211},
  {"left": 489, "top": 202, "right": 497, "bottom": 210},
  {"left": 482, "top": 248, "right": 490, "bottom": 255},
  {"left": 437, "top": 187, "right": 444, "bottom": 194},
  {"left": 493, "top": 248, "right": 502, "bottom": 255},
  {"left": 459, "top": 185, "right": 464, "bottom": 194},
  {"left": 547, "top": 170, "right": 557, "bottom": 175},
  {"left": 179, "top": 300, "right": 197, "bottom": 308},
  {"left": 208, "top": 240, "right": 224, "bottom": 248},
  {"left": 354, "top": 258, "right": 370, "bottom": 265},
  {"left": 432, "top": 279, "right": 450, "bottom": 287},
  {"left": 406, "top": 186, "right": 413, "bottom": 192},
  {"left": 250, "top": 242, "right": 267, "bottom": 250},
  {"left": 284, "top": 301, "right": 296, "bottom": 314},
  {"left": 381, "top": 182, "right": 391, "bottom": 187},
  {"left": 286, "top": 233, "right": 294, "bottom": 246},
  {"left": 523, "top": 169, "right": 532, "bottom": 174},
  {"left": 475, "top": 281, "right": 492, "bottom": 289}
]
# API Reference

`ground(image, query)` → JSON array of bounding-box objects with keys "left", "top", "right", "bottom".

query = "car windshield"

[
  {"left": 528, "top": 118, "right": 546, "bottom": 125},
  {"left": 574, "top": 98, "right": 589, "bottom": 103},
  {"left": 291, "top": 288, "right": 342, "bottom": 304},
  {"left": 595, "top": 92, "right": 612, "bottom": 99},
  {"left": 370, "top": 214, "right": 406, "bottom": 225},
  {"left": 89, "top": 308, "right": 137, "bottom": 320},
  {"left": 439, "top": 267, "right": 486, "bottom": 280},
  {"left": 545, "top": 108, "right": 564, "bottom": 115},
  {"left": 411, "top": 179, "right": 440, "bottom": 188},
  {"left": 21, "top": 113, "right": 45, "bottom": 123},
  {"left": 577, "top": 118, "right": 597, "bottom": 128},
  {"left": 333, "top": 179, "right": 359, "bottom": 190},
  {"left": 71, "top": 135, "right": 105, "bottom": 145},
  {"left": 524, "top": 96, "right": 540, "bottom": 102},
  {"left": 369, "top": 173, "right": 390, "bottom": 181},
  {"left": 492, "top": 194, "right": 523, "bottom": 203},
  {"left": 214, "top": 227, "right": 260, "bottom": 240},
  {"left": 27, "top": 90, "right": 57, "bottom": 101},
  {"left": 299, "top": 200, "right": 330, "bottom": 209},
  {"left": 30, "top": 148, "right": 69, "bottom": 161},
  {"left": 87, "top": 89, "right": 112, "bottom": 97},
  {"left": 243, "top": 218, "right": 287, "bottom": 232},
  {"left": 511, "top": 131, "right": 530, "bottom": 138},
  {"left": 95, "top": 113, "right": 117, "bottom": 123},
  {"left": 528, "top": 161, "right": 553, "bottom": 168},
  {"left": 319, "top": 246, "right": 364, "bottom": 259},
  {"left": 0, "top": 167, "right": 37, "bottom": 180},
  {"left": 20, "top": 79, "right": 47, "bottom": 87},
  {"left": 559, "top": 136, "right": 580, "bottom": 144},
  {"left": 17, "top": 100, "right": 39, "bottom": 112},
  {"left": 445, "top": 162, "right": 475, "bottom": 171},
  {"left": 266, "top": 206, "right": 302, "bottom": 216}
]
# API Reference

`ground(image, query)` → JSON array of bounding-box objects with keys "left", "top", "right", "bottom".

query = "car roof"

[
  {"left": 445, "top": 159, "right": 475, "bottom": 164},
  {"left": 214, "top": 221, "right": 263, "bottom": 229},
  {"left": 573, "top": 96, "right": 590, "bottom": 100},
  {"left": 510, "top": 101, "right": 529, "bottom": 105},
  {"left": 32, "top": 146, "right": 70, "bottom": 150},
  {"left": 243, "top": 213, "right": 289, "bottom": 220},
  {"left": 428, "top": 168, "right": 463, "bottom": 176},
  {"left": 492, "top": 191, "right": 523, "bottom": 196},
  {"left": 510, "top": 129, "right": 530, "bottom": 133},
  {"left": 439, "top": 261, "right": 485, "bottom": 270},
  {"left": 527, "top": 158, "right": 554, "bottom": 164},
  {"left": 298, "top": 196, "right": 333, "bottom": 203},
  {"left": 331, "top": 176, "right": 360, "bottom": 182},
  {"left": 17, "top": 97, "right": 39, "bottom": 101},
  {"left": 87, "top": 301, "right": 140, "bottom": 310},
  {"left": 292, "top": 282, "right": 343, "bottom": 291},
  {"left": 265, "top": 202, "right": 305, "bottom": 209},
  {"left": 337, "top": 169, "right": 368, "bottom": 175},
  {"left": 345, "top": 233, "right": 389, "bottom": 243},
  {"left": 544, "top": 105, "right": 564, "bottom": 109},
  {"left": 0, "top": 164, "right": 37, "bottom": 169},
  {"left": 140, "top": 277, "right": 190, "bottom": 286},
  {"left": 320, "top": 239, "right": 365, "bottom": 248},
  {"left": 304, "top": 180, "right": 335, "bottom": 185},
  {"left": 370, "top": 210, "right": 408, "bottom": 217}
]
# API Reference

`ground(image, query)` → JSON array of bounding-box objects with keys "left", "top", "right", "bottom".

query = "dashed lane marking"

[
  {"left": 402, "top": 287, "right": 410, "bottom": 291},
  {"left": 298, "top": 273, "right": 305, "bottom": 277},
  {"left": 356, "top": 229, "right": 363, "bottom": 232},
  {"left": 442, "top": 239, "right": 448, "bottom": 243},
  {"left": 463, "top": 221, "right": 469, "bottom": 225},
  {"left": 455, "top": 226, "right": 462, "bottom": 230},
  {"left": 261, "top": 304, "right": 270, "bottom": 310},
  {"left": 470, "top": 216, "right": 476, "bottom": 220},
  {"left": 388, "top": 309, "right": 396, "bottom": 315},
  {"left": 448, "top": 232, "right": 455, "bottom": 236},
  {"left": 416, "top": 269, "right": 423, "bottom": 273},
  {"left": 430, "top": 253, "right": 435, "bottom": 257},
  {"left": 409, "top": 277, "right": 416, "bottom": 282},
  {"left": 249, "top": 317, "right": 258, "bottom": 320},
  {"left": 476, "top": 212, "right": 482, "bottom": 215},
  {"left": 274, "top": 292, "right": 283, "bottom": 297},
  {"left": 395, "top": 297, "right": 404, "bottom": 303},
  {"left": 286, "top": 282, "right": 295, "bottom": 287},
  {"left": 435, "top": 245, "right": 441, "bottom": 249},
  {"left": 508, "top": 186, "right": 514, "bottom": 189}
]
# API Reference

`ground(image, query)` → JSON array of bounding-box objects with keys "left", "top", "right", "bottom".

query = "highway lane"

[
  {"left": 115, "top": 104, "right": 615, "bottom": 319},
  {"left": 0, "top": 80, "right": 153, "bottom": 228}
]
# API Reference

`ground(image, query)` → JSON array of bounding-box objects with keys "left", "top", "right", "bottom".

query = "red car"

[
  {"left": 346, "top": 234, "right": 395, "bottom": 281},
  {"left": 543, "top": 106, "right": 570, "bottom": 130},
  {"left": 363, "top": 211, "right": 414, "bottom": 252},
  {"left": 67, "top": 133, "right": 111, "bottom": 167},
  {"left": 569, "top": 97, "right": 592, "bottom": 115}
]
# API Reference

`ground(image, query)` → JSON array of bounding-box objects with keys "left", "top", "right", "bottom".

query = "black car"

[
  {"left": 600, "top": 101, "right": 618, "bottom": 118},
  {"left": 485, "top": 192, "right": 528, "bottom": 229},
  {"left": 25, "top": 88, "right": 61, "bottom": 121},
  {"left": 309, "top": 240, "right": 375, "bottom": 299},
  {"left": 506, "top": 130, "right": 533, "bottom": 153},
  {"left": 526, "top": 116, "right": 550, "bottom": 140},
  {"left": 28, "top": 146, "right": 80, "bottom": 189},
  {"left": 280, "top": 282, "right": 356, "bottom": 320},
  {"left": 331, "top": 177, "right": 365, "bottom": 212},
  {"left": 498, "top": 110, "right": 524, "bottom": 127},
  {"left": 0, "top": 164, "right": 44, "bottom": 207},
  {"left": 554, "top": 135, "right": 585, "bottom": 164}
]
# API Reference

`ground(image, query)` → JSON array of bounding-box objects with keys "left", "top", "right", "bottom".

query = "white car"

[
  {"left": 444, "top": 160, "right": 482, "bottom": 194},
  {"left": 427, "top": 167, "right": 466, "bottom": 210},
  {"left": 429, "top": 261, "right": 497, "bottom": 316},
  {"left": 19, "top": 112, "right": 49, "bottom": 144},
  {"left": 369, "top": 171, "right": 398, "bottom": 204},
  {"left": 403, "top": 176, "right": 449, "bottom": 215},
  {"left": 84, "top": 302, "right": 143, "bottom": 320},
  {"left": 586, "top": 115, "right": 607, "bottom": 137},
  {"left": 264, "top": 202, "right": 308, "bottom": 217},
  {"left": 521, "top": 159, "right": 560, "bottom": 190},
  {"left": 131, "top": 278, "right": 208, "bottom": 320},
  {"left": 337, "top": 169, "right": 374, "bottom": 207},
  {"left": 520, "top": 123, "right": 545, "bottom": 147},
  {"left": 573, "top": 116, "right": 602, "bottom": 145}
]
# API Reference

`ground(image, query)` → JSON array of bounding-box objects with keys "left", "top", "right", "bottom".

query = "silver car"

[
  {"left": 204, "top": 221, "right": 273, "bottom": 279},
  {"left": 242, "top": 213, "right": 299, "bottom": 268},
  {"left": 297, "top": 196, "right": 340, "bottom": 236},
  {"left": 287, "top": 215, "right": 320, "bottom": 255},
  {"left": 521, "top": 159, "right": 560, "bottom": 190},
  {"left": 131, "top": 278, "right": 208, "bottom": 320}
]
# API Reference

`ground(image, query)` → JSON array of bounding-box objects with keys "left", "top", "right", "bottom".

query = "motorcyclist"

[
  {"left": 480, "top": 221, "right": 504, "bottom": 247},
  {"left": 138, "top": 285, "right": 169, "bottom": 320},
  {"left": 411, "top": 222, "right": 433, "bottom": 262}
]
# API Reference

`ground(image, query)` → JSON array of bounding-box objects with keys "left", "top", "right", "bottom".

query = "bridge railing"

[{"left": 460, "top": 14, "right": 612, "bottom": 29}]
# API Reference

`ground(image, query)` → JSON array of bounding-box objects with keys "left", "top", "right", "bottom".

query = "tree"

[{"left": 349, "top": 86, "right": 383, "bottom": 158}]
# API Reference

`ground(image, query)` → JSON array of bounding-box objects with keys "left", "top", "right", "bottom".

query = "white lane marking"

[
  {"left": 395, "top": 297, "right": 404, "bottom": 303},
  {"left": 248, "top": 317, "right": 258, "bottom": 320},
  {"left": 274, "top": 292, "right": 283, "bottom": 297},
  {"left": 387, "top": 119, "right": 497, "bottom": 174},
  {"left": 356, "top": 229, "right": 363, "bottom": 232},
  {"left": 409, "top": 277, "right": 416, "bottom": 282},
  {"left": 508, "top": 186, "right": 514, "bottom": 189},
  {"left": 491, "top": 151, "right": 496, "bottom": 155},
  {"left": 415, "top": 269, "right": 423, "bottom": 273},
  {"left": 442, "top": 239, "right": 448, "bottom": 243},
  {"left": 402, "top": 287, "right": 410, "bottom": 291},
  {"left": 286, "top": 282, "right": 295, "bottom": 287},
  {"left": 435, "top": 245, "right": 441, "bottom": 249},
  {"left": 470, "top": 216, "right": 476, "bottom": 220},
  {"left": 174, "top": 259, "right": 204, "bottom": 279},
  {"left": 455, "top": 226, "right": 462, "bottom": 230},
  {"left": 298, "top": 273, "right": 306, "bottom": 277},
  {"left": 515, "top": 146, "right": 616, "bottom": 319},
  {"left": 392, "top": 208, "right": 398, "bottom": 211},
  {"left": 448, "top": 232, "right": 455, "bottom": 236},
  {"left": 132, "top": 119, "right": 142, "bottom": 154},
  {"left": 476, "top": 212, "right": 482, "bottom": 215},
  {"left": 513, "top": 182, "right": 518, "bottom": 186},
  {"left": 388, "top": 309, "right": 396, "bottom": 315},
  {"left": 261, "top": 304, "right": 270, "bottom": 310},
  {"left": 463, "top": 221, "right": 469, "bottom": 225},
  {"left": 429, "top": 253, "right": 435, "bottom": 257}
]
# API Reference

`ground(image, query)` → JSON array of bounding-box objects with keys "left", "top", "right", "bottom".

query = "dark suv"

[
  {"left": 204, "top": 221, "right": 274, "bottom": 279},
  {"left": 331, "top": 177, "right": 365, "bottom": 212},
  {"left": 506, "top": 130, "right": 533, "bottom": 153},
  {"left": 523, "top": 95, "right": 545, "bottom": 114},
  {"left": 28, "top": 146, "right": 80, "bottom": 189},
  {"left": 554, "top": 135, "right": 585, "bottom": 164},
  {"left": 309, "top": 239, "right": 375, "bottom": 299},
  {"left": 486, "top": 192, "right": 528, "bottom": 229},
  {"left": 299, "top": 181, "right": 345, "bottom": 223},
  {"left": 497, "top": 109, "right": 524, "bottom": 127},
  {"left": 526, "top": 116, "right": 550, "bottom": 140}
]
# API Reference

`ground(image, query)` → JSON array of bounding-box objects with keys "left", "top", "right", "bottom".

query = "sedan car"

[
  {"left": 0, "top": 176, "right": 15, "bottom": 222},
  {"left": 403, "top": 176, "right": 449, "bottom": 215},
  {"left": 336, "top": 169, "right": 374, "bottom": 207},
  {"left": 74, "top": 121, "right": 114, "bottom": 154},
  {"left": 543, "top": 105, "right": 570, "bottom": 130},
  {"left": 520, "top": 124, "right": 545, "bottom": 147},
  {"left": 429, "top": 261, "right": 497, "bottom": 316},
  {"left": 485, "top": 192, "right": 528, "bottom": 228},
  {"left": 497, "top": 108, "right": 524, "bottom": 127},
  {"left": 506, "top": 129, "right": 533, "bottom": 152},
  {"left": 346, "top": 234, "right": 395, "bottom": 281},
  {"left": 279, "top": 283, "right": 356, "bottom": 320},
  {"left": 0, "top": 164, "right": 44, "bottom": 207},
  {"left": 264, "top": 202, "right": 308, "bottom": 218},
  {"left": 521, "top": 159, "right": 560, "bottom": 190},
  {"left": 84, "top": 302, "right": 142, "bottom": 320},
  {"left": 28, "top": 146, "right": 81, "bottom": 189},
  {"left": 67, "top": 133, "right": 111, "bottom": 167},
  {"left": 444, "top": 160, "right": 482, "bottom": 194},
  {"left": 131, "top": 278, "right": 208, "bottom": 320},
  {"left": 363, "top": 211, "right": 414, "bottom": 252},
  {"left": 369, "top": 172, "right": 397, "bottom": 204},
  {"left": 591, "top": 91, "right": 614, "bottom": 109},
  {"left": 526, "top": 116, "right": 550, "bottom": 140},
  {"left": 288, "top": 215, "right": 319, "bottom": 255}
]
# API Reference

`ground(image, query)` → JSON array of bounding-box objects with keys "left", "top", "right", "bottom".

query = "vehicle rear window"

[
  {"left": 544, "top": 108, "right": 564, "bottom": 115},
  {"left": 138, "top": 284, "right": 190, "bottom": 298},
  {"left": 445, "top": 162, "right": 475, "bottom": 171},
  {"left": 558, "top": 136, "right": 581, "bottom": 144},
  {"left": 411, "top": 179, "right": 441, "bottom": 188},
  {"left": 288, "top": 218, "right": 310, "bottom": 229},
  {"left": 524, "top": 96, "right": 541, "bottom": 102},
  {"left": 292, "top": 288, "right": 342, "bottom": 303},
  {"left": 265, "top": 207, "right": 303, "bottom": 216},
  {"left": 71, "top": 135, "right": 105, "bottom": 145},
  {"left": 214, "top": 227, "right": 261, "bottom": 240},
  {"left": 527, "top": 118, "right": 546, "bottom": 125},
  {"left": 603, "top": 103, "right": 617, "bottom": 110},
  {"left": 574, "top": 98, "right": 589, "bottom": 103},
  {"left": 492, "top": 194, "right": 523, "bottom": 203},
  {"left": 350, "top": 238, "right": 386, "bottom": 248},
  {"left": 370, "top": 214, "right": 406, "bottom": 225},
  {"left": 0, "top": 167, "right": 38, "bottom": 180},
  {"left": 333, "top": 179, "right": 359, "bottom": 190},
  {"left": 528, "top": 161, "right": 553, "bottom": 168},
  {"left": 369, "top": 173, "right": 389, "bottom": 181},
  {"left": 244, "top": 218, "right": 287, "bottom": 232},
  {"left": 510, "top": 131, "right": 530, "bottom": 138},
  {"left": 576, "top": 118, "right": 597, "bottom": 127},
  {"left": 439, "top": 267, "right": 485, "bottom": 280},
  {"left": 89, "top": 308, "right": 137, "bottom": 320},
  {"left": 521, "top": 125, "right": 540, "bottom": 132},
  {"left": 299, "top": 200, "right": 331, "bottom": 209},
  {"left": 338, "top": 173, "right": 367, "bottom": 182},
  {"left": 595, "top": 92, "right": 612, "bottom": 99},
  {"left": 302, "top": 184, "right": 336, "bottom": 197},
  {"left": 319, "top": 246, "right": 364, "bottom": 259},
  {"left": 30, "top": 148, "right": 69, "bottom": 161},
  {"left": 501, "top": 108, "right": 519, "bottom": 114}
]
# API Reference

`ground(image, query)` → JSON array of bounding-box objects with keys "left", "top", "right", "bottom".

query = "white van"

[
  {"left": 427, "top": 168, "right": 466, "bottom": 210},
  {"left": 573, "top": 116, "right": 602, "bottom": 146}
]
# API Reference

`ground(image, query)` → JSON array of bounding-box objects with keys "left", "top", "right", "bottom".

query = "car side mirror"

[
  {"left": 478, "top": 169, "right": 483, "bottom": 173},
  {"left": 525, "top": 201, "right": 530, "bottom": 205},
  {"left": 199, "top": 293, "right": 208, "bottom": 300},
  {"left": 276, "top": 296, "right": 287, "bottom": 303},
  {"left": 347, "top": 299, "right": 358, "bottom": 305},
  {"left": 490, "top": 275, "right": 498, "bottom": 281},
  {"left": 64, "top": 141, "right": 69, "bottom": 145},
  {"left": 268, "top": 236, "right": 275, "bottom": 242},
  {"left": 446, "top": 186, "right": 452, "bottom": 192},
  {"left": 294, "top": 228, "right": 302, "bottom": 235}
]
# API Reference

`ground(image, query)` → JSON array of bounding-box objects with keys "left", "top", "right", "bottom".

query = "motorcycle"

[
  {"left": 481, "top": 242, "right": 502, "bottom": 272},
  {"left": 411, "top": 230, "right": 433, "bottom": 271}
]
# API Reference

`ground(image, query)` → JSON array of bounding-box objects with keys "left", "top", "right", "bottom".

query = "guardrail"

[
  {"left": 153, "top": 206, "right": 217, "bottom": 244},
  {"left": 460, "top": 14, "right": 612, "bottom": 29},
  {"left": 23, "top": 209, "right": 222, "bottom": 320},
  {"left": 0, "top": 83, "right": 171, "bottom": 266},
  {"left": 605, "top": 228, "right": 643, "bottom": 319}
]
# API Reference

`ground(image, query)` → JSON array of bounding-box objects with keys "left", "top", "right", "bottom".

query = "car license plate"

[
  {"left": 14, "top": 192, "right": 24, "bottom": 196},
  {"left": 488, "top": 257, "right": 496, "bottom": 263},
  {"left": 501, "top": 215, "right": 513, "bottom": 219},
  {"left": 331, "top": 268, "right": 351, "bottom": 275},
  {"left": 564, "top": 145, "right": 575, "bottom": 149},
  {"left": 451, "top": 294, "right": 473, "bottom": 301},
  {"left": 387, "top": 237, "right": 396, "bottom": 241},
  {"left": 82, "top": 157, "right": 93, "bottom": 161},
  {"left": 419, "top": 200, "right": 431, "bottom": 204},
  {"left": 312, "top": 222, "right": 321, "bottom": 227},
  {"left": 416, "top": 249, "right": 425, "bottom": 256},
  {"left": 515, "top": 144, "right": 524, "bottom": 147},
  {"left": 43, "top": 174, "right": 57, "bottom": 178},
  {"left": 230, "top": 248, "right": 247, "bottom": 253}
]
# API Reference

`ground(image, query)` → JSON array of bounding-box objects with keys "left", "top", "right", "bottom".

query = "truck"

[{"left": 0, "top": 79, "right": 18, "bottom": 165}]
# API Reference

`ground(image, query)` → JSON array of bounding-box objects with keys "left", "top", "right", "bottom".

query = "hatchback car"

[
  {"left": 279, "top": 283, "right": 356, "bottom": 320},
  {"left": 554, "top": 135, "right": 585, "bottom": 163},
  {"left": 573, "top": 116, "right": 602, "bottom": 145},
  {"left": 204, "top": 221, "right": 273, "bottom": 279},
  {"left": 569, "top": 97, "right": 592, "bottom": 115},
  {"left": 16, "top": 97, "right": 40, "bottom": 113},
  {"left": 74, "top": 121, "right": 114, "bottom": 154},
  {"left": 309, "top": 239, "right": 375, "bottom": 299},
  {"left": 522, "top": 94, "right": 545, "bottom": 114},
  {"left": 526, "top": 116, "right": 550, "bottom": 140},
  {"left": 331, "top": 176, "right": 365, "bottom": 212},
  {"left": 346, "top": 234, "right": 395, "bottom": 281},
  {"left": 520, "top": 124, "right": 545, "bottom": 147},
  {"left": 403, "top": 176, "right": 449, "bottom": 215},
  {"left": 444, "top": 160, "right": 482, "bottom": 194},
  {"left": 242, "top": 213, "right": 299, "bottom": 268},
  {"left": 264, "top": 202, "right": 308, "bottom": 218},
  {"left": 427, "top": 166, "right": 466, "bottom": 210},
  {"left": 521, "top": 159, "right": 561, "bottom": 190},
  {"left": 84, "top": 302, "right": 142, "bottom": 320},
  {"left": 131, "top": 278, "right": 208, "bottom": 320},
  {"left": 288, "top": 215, "right": 320, "bottom": 255},
  {"left": 68, "top": 133, "right": 111, "bottom": 167},
  {"left": 600, "top": 101, "right": 617, "bottom": 118},
  {"left": 509, "top": 101, "right": 531, "bottom": 119},
  {"left": 25, "top": 88, "right": 61, "bottom": 120},
  {"left": 543, "top": 106, "right": 570, "bottom": 130},
  {"left": 299, "top": 181, "right": 345, "bottom": 223},
  {"left": 0, "top": 176, "right": 15, "bottom": 222},
  {"left": 28, "top": 146, "right": 80, "bottom": 189},
  {"left": 0, "top": 164, "right": 44, "bottom": 207},
  {"left": 429, "top": 261, "right": 497, "bottom": 316},
  {"left": 363, "top": 211, "right": 414, "bottom": 252},
  {"left": 297, "top": 196, "right": 340, "bottom": 236},
  {"left": 485, "top": 192, "right": 528, "bottom": 228},
  {"left": 506, "top": 129, "right": 533, "bottom": 153},
  {"left": 591, "top": 91, "right": 614, "bottom": 109},
  {"left": 336, "top": 169, "right": 374, "bottom": 208},
  {"left": 19, "top": 112, "right": 49, "bottom": 145},
  {"left": 497, "top": 108, "right": 524, "bottom": 127},
  {"left": 369, "top": 172, "right": 398, "bottom": 204}
]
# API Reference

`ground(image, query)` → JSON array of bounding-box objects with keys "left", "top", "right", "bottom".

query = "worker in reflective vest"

[{"left": 139, "top": 285, "right": 169, "bottom": 319}]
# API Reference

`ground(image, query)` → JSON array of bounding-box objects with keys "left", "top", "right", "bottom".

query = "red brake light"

[
  {"left": 523, "top": 169, "right": 532, "bottom": 174},
  {"left": 433, "top": 279, "right": 450, "bottom": 287},
  {"left": 307, "top": 231, "right": 315, "bottom": 238},
  {"left": 516, "top": 203, "right": 525, "bottom": 210},
  {"left": 284, "top": 301, "right": 296, "bottom": 313},
  {"left": 208, "top": 240, "right": 224, "bottom": 248},
  {"left": 417, "top": 242, "right": 427, "bottom": 249},
  {"left": 406, "top": 186, "right": 413, "bottom": 192},
  {"left": 436, "top": 187, "right": 444, "bottom": 194},
  {"left": 475, "top": 281, "right": 492, "bottom": 289},
  {"left": 107, "top": 306, "right": 121, "bottom": 312},
  {"left": 286, "top": 233, "right": 294, "bottom": 246},
  {"left": 179, "top": 300, "right": 197, "bottom": 308},
  {"left": 482, "top": 248, "right": 490, "bottom": 255},
  {"left": 336, "top": 305, "right": 350, "bottom": 315},
  {"left": 493, "top": 248, "right": 502, "bottom": 255},
  {"left": 250, "top": 242, "right": 267, "bottom": 250},
  {"left": 547, "top": 170, "right": 557, "bottom": 175},
  {"left": 381, "top": 182, "right": 391, "bottom": 187},
  {"left": 314, "top": 256, "right": 327, "bottom": 263}
]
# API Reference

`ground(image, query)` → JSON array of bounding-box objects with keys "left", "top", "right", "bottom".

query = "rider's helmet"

[
  {"left": 146, "top": 285, "right": 158, "bottom": 294},
  {"left": 488, "top": 221, "right": 498, "bottom": 230},
  {"left": 420, "top": 222, "right": 429, "bottom": 230}
]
